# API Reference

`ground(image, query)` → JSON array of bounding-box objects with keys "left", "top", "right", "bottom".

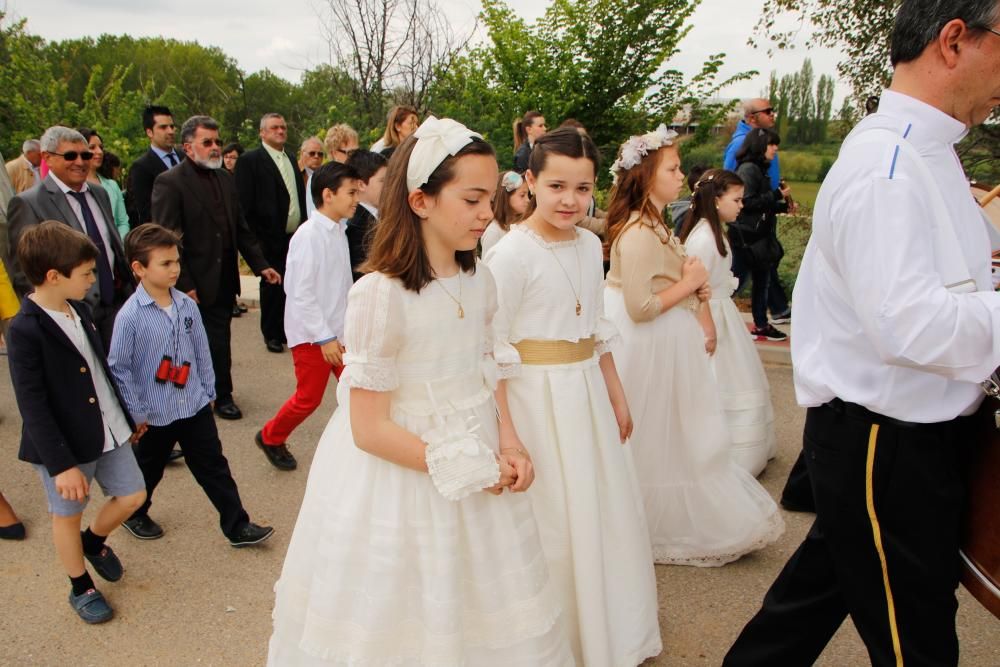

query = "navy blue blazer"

[{"left": 8, "top": 297, "right": 136, "bottom": 476}]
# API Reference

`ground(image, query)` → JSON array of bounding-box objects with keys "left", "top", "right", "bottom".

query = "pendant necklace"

[
  {"left": 435, "top": 271, "right": 464, "bottom": 319},
  {"left": 548, "top": 241, "right": 583, "bottom": 316}
]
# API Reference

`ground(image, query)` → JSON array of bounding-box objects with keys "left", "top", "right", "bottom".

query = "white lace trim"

[
  {"left": 514, "top": 224, "right": 581, "bottom": 249},
  {"left": 652, "top": 509, "right": 785, "bottom": 567},
  {"left": 497, "top": 362, "right": 521, "bottom": 379},
  {"left": 595, "top": 333, "right": 621, "bottom": 356},
  {"left": 342, "top": 361, "right": 399, "bottom": 392}
]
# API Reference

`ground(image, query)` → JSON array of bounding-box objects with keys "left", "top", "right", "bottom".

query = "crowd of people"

[{"left": 1, "top": 0, "right": 999, "bottom": 664}]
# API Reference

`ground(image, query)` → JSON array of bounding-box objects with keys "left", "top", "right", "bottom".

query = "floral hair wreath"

[
  {"left": 610, "top": 123, "right": 679, "bottom": 184},
  {"left": 501, "top": 170, "right": 523, "bottom": 193}
]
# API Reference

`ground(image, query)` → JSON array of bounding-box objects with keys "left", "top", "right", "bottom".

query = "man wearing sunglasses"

[
  {"left": 7, "top": 125, "right": 134, "bottom": 350},
  {"left": 151, "top": 116, "right": 280, "bottom": 423},
  {"left": 297, "top": 137, "right": 325, "bottom": 217}
]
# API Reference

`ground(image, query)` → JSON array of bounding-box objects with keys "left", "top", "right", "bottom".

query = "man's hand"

[
  {"left": 320, "top": 340, "right": 345, "bottom": 366},
  {"left": 261, "top": 268, "right": 282, "bottom": 285},
  {"left": 54, "top": 467, "right": 89, "bottom": 502},
  {"left": 186, "top": 289, "right": 199, "bottom": 303}
]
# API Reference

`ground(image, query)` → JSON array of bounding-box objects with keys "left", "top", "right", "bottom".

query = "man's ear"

[
  {"left": 357, "top": 179, "right": 369, "bottom": 194},
  {"left": 938, "top": 19, "right": 969, "bottom": 68}
]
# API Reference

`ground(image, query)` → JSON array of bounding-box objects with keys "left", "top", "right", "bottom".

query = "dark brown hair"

[
  {"left": 17, "top": 220, "right": 100, "bottom": 286},
  {"left": 513, "top": 110, "right": 544, "bottom": 151},
  {"left": 604, "top": 143, "right": 677, "bottom": 258},
  {"left": 361, "top": 133, "right": 495, "bottom": 292},
  {"left": 125, "top": 223, "right": 183, "bottom": 267},
  {"left": 492, "top": 171, "right": 525, "bottom": 231},
  {"left": 678, "top": 169, "right": 744, "bottom": 258},
  {"left": 524, "top": 127, "right": 600, "bottom": 217}
]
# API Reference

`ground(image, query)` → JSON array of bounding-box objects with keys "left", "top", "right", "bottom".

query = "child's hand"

[
  {"left": 696, "top": 283, "right": 712, "bottom": 302},
  {"left": 484, "top": 455, "right": 517, "bottom": 495},
  {"left": 611, "top": 393, "right": 633, "bottom": 444},
  {"left": 55, "top": 467, "right": 89, "bottom": 502},
  {"left": 681, "top": 257, "right": 709, "bottom": 292},
  {"left": 130, "top": 422, "right": 149, "bottom": 444},
  {"left": 320, "top": 340, "right": 345, "bottom": 367},
  {"left": 500, "top": 445, "right": 535, "bottom": 492},
  {"left": 704, "top": 335, "right": 717, "bottom": 356}
]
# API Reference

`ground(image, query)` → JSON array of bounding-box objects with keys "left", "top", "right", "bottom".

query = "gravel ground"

[{"left": 1, "top": 309, "right": 996, "bottom": 666}]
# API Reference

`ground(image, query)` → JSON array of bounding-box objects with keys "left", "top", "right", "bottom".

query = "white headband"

[{"left": 406, "top": 116, "right": 482, "bottom": 192}]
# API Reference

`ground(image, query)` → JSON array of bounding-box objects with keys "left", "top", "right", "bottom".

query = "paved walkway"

[{"left": 1, "top": 308, "right": 995, "bottom": 665}]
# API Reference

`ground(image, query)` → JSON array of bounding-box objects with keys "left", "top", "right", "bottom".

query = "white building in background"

[{"left": 669, "top": 98, "right": 743, "bottom": 135}]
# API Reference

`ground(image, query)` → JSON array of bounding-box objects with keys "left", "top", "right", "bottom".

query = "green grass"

[{"left": 785, "top": 180, "right": 821, "bottom": 210}]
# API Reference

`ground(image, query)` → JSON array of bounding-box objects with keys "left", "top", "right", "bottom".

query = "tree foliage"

[{"left": 766, "top": 59, "right": 835, "bottom": 145}]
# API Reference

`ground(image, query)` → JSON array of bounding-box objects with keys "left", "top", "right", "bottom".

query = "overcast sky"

[{"left": 11, "top": 0, "right": 848, "bottom": 103}]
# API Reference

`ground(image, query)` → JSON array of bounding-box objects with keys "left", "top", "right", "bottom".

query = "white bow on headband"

[{"left": 406, "top": 116, "right": 482, "bottom": 192}]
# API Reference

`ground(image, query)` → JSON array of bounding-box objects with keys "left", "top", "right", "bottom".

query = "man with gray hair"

[
  {"left": 5, "top": 139, "right": 42, "bottom": 193},
  {"left": 234, "top": 113, "right": 306, "bottom": 354},
  {"left": 7, "top": 126, "right": 133, "bottom": 350},
  {"left": 297, "top": 136, "right": 324, "bottom": 217},
  {"left": 151, "top": 115, "right": 280, "bottom": 424},
  {"left": 724, "top": 1, "right": 1000, "bottom": 665}
]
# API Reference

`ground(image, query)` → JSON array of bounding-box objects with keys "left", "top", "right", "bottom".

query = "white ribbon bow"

[{"left": 406, "top": 116, "right": 482, "bottom": 192}]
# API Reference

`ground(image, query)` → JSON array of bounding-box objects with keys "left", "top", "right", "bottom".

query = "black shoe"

[
  {"left": 265, "top": 339, "right": 284, "bottom": 353},
  {"left": 751, "top": 324, "right": 788, "bottom": 342},
  {"left": 167, "top": 447, "right": 184, "bottom": 462},
  {"left": 68, "top": 588, "right": 113, "bottom": 624},
  {"left": 231, "top": 304, "right": 242, "bottom": 318},
  {"left": 84, "top": 544, "right": 124, "bottom": 582},
  {"left": 0, "top": 522, "right": 25, "bottom": 540},
  {"left": 214, "top": 399, "right": 243, "bottom": 420},
  {"left": 122, "top": 514, "right": 164, "bottom": 540},
  {"left": 255, "top": 431, "right": 298, "bottom": 471},
  {"left": 237, "top": 302, "right": 248, "bottom": 313},
  {"left": 770, "top": 308, "right": 792, "bottom": 325},
  {"left": 229, "top": 522, "right": 274, "bottom": 548}
]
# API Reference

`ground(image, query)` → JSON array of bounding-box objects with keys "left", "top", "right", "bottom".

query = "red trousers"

[{"left": 261, "top": 343, "right": 342, "bottom": 445}]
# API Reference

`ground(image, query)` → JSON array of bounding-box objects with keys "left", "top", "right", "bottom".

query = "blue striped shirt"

[{"left": 109, "top": 284, "right": 216, "bottom": 427}]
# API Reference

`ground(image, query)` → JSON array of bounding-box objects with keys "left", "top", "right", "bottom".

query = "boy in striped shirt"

[{"left": 108, "top": 224, "right": 273, "bottom": 547}]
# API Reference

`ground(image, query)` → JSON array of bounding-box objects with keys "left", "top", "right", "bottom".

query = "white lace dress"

[
  {"left": 480, "top": 220, "right": 510, "bottom": 256},
  {"left": 684, "top": 219, "right": 777, "bottom": 475},
  {"left": 484, "top": 226, "right": 662, "bottom": 667},
  {"left": 268, "top": 268, "right": 573, "bottom": 666},
  {"left": 605, "top": 220, "right": 784, "bottom": 567}
]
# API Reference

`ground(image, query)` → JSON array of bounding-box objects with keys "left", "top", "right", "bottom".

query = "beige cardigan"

[{"left": 606, "top": 212, "right": 699, "bottom": 323}]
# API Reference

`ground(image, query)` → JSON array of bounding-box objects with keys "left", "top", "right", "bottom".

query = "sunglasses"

[
  {"left": 49, "top": 150, "right": 94, "bottom": 162},
  {"left": 191, "top": 138, "right": 224, "bottom": 147},
  {"left": 751, "top": 108, "right": 776, "bottom": 116},
  {"left": 304, "top": 151, "right": 324, "bottom": 157}
]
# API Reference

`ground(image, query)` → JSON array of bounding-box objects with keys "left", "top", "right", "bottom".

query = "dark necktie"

[
  {"left": 67, "top": 191, "right": 115, "bottom": 305},
  {"left": 166, "top": 152, "right": 178, "bottom": 167}
]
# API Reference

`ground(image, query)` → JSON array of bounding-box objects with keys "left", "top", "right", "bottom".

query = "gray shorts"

[{"left": 33, "top": 444, "right": 145, "bottom": 517}]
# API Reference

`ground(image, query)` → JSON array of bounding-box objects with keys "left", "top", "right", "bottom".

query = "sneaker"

[
  {"left": 84, "top": 544, "right": 124, "bottom": 582},
  {"left": 751, "top": 324, "right": 788, "bottom": 342},
  {"left": 122, "top": 514, "right": 165, "bottom": 540},
  {"left": 770, "top": 309, "right": 792, "bottom": 325},
  {"left": 68, "top": 587, "right": 114, "bottom": 624},
  {"left": 228, "top": 522, "right": 275, "bottom": 548}
]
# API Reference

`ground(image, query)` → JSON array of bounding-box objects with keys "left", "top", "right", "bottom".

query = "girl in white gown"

[
  {"left": 603, "top": 125, "right": 783, "bottom": 567},
  {"left": 268, "top": 118, "right": 572, "bottom": 666},
  {"left": 484, "top": 127, "right": 662, "bottom": 667},
  {"left": 480, "top": 170, "right": 529, "bottom": 255},
  {"left": 679, "top": 169, "right": 777, "bottom": 476}
]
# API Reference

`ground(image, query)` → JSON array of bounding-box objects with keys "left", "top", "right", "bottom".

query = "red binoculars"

[{"left": 155, "top": 355, "right": 191, "bottom": 388}]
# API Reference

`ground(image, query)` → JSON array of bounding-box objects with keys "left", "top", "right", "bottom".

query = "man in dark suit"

[
  {"left": 7, "top": 126, "right": 135, "bottom": 351},
  {"left": 235, "top": 113, "right": 306, "bottom": 353},
  {"left": 125, "top": 105, "right": 183, "bottom": 226},
  {"left": 344, "top": 149, "right": 387, "bottom": 281},
  {"left": 152, "top": 115, "right": 281, "bottom": 421}
]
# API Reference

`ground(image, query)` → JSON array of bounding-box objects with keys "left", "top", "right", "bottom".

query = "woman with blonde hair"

[
  {"left": 370, "top": 105, "right": 419, "bottom": 158},
  {"left": 324, "top": 124, "right": 360, "bottom": 163}
]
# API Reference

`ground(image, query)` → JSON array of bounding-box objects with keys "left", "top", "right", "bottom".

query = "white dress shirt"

[
  {"left": 49, "top": 172, "right": 115, "bottom": 272},
  {"left": 283, "top": 209, "right": 353, "bottom": 348},
  {"left": 304, "top": 167, "right": 316, "bottom": 217},
  {"left": 151, "top": 145, "right": 182, "bottom": 170},
  {"left": 791, "top": 90, "right": 1000, "bottom": 423}
]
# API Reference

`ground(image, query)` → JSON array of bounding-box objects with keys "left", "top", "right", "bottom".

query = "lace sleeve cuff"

[
  {"left": 595, "top": 317, "right": 622, "bottom": 355},
  {"left": 342, "top": 357, "right": 399, "bottom": 392},
  {"left": 423, "top": 423, "right": 501, "bottom": 501}
]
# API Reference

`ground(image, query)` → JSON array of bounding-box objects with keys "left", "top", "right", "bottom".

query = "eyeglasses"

[
  {"left": 191, "top": 138, "right": 223, "bottom": 147},
  {"left": 304, "top": 151, "right": 324, "bottom": 157},
  {"left": 49, "top": 150, "right": 94, "bottom": 162},
  {"left": 751, "top": 108, "right": 775, "bottom": 116},
  {"left": 980, "top": 25, "right": 1000, "bottom": 39}
]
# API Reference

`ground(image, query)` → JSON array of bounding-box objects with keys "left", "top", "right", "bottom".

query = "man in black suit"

[
  {"left": 344, "top": 149, "right": 387, "bottom": 281},
  {"left": 235, "top": 113, "right": 306, "bottom": 353},
  {"left": 152, "top": 115, "right": 281, "bottom": 421},
  {"left": 7, "top": 126, "right": 135, "bottom": 351},
  {"left": 125, "top": 105, "right": 183, "bottom": 226}
]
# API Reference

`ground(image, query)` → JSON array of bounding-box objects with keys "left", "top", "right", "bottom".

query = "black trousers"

[
  {"left": 724, "top": 401, "right": 967, "bottom": 667},
  {"left": 129, "top": 405, "right": 249, "bottom": 539},
  {"left": 260, "top": 238, "right": 290, "bottom": 344},
  {"left": 780, "top": 450, "right": 815, "bottom": 511},
  {"left": 199, "top": 296, "right": 235, "bottom": 401}
]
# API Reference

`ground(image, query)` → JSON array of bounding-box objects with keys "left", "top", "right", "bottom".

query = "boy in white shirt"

[{"left": 255, "top": 162, "right": 360, "bottom": 470}]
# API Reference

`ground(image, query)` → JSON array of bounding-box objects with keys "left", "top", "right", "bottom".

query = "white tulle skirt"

[
  {"left": 604, "top": 287, "right": 784, "bottom": 567},
  {"left": 706, "top": 297, "right": 777, "bottom": 476},
  {"left": 267, "top": 389, "right": 573, "bottom": 666},
  {"left": 504, "top": 356, "right": 662, "bottom": 666}
]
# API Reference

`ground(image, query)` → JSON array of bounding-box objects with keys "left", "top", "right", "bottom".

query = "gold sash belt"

[{"left": 513, "top": 337, "right": 595, "bottom": 365}]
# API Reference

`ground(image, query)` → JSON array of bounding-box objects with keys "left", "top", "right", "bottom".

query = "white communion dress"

[
  {"left": 267, "top": 268, "right": 573, "bottom": 666},
  {"left": 484, "top": 225, "right": 662, "bottom": 667},
  {"left": 604, "top": 214, "right": 783, "bottom": 567},
  {"left": 684, "top": 219, "right": 777, "bottom": 476},
  {"left": 479, "top": 220, "right": 510, "bottom": 256}
]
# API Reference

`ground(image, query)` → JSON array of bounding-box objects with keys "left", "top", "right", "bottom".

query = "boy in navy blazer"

[{"left": 8, "top": 221, "right": 146, "bottom": 624}]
